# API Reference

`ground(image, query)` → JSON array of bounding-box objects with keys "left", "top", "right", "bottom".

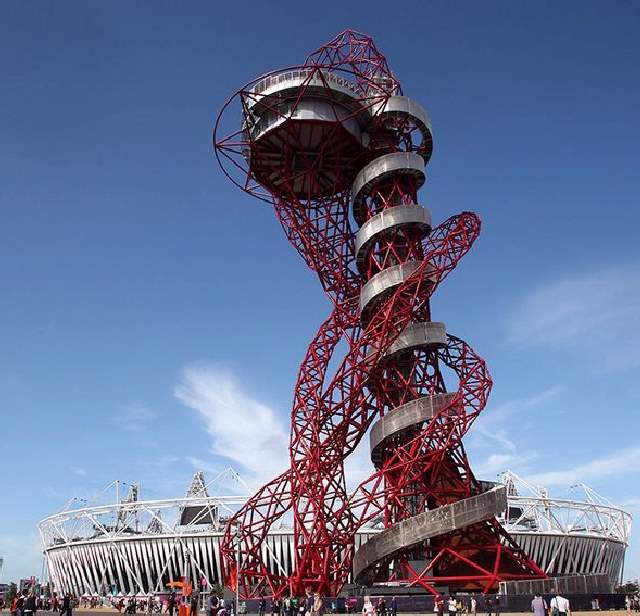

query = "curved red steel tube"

[{"left": 213, "top": 29, "right": 544, "bottom": 599}]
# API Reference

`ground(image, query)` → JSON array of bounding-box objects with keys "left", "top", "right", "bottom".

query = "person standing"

[
  {"left": 361, "top": 598, "right": 374, "bottom": 616},
  {"left": 470, "top": 597, "right": 476, "bottom": 616},
  {"left": 23, "top": 593, "right": 36, "bottom": 616},
  {"left": 17, "top": 591, "right": 27, "bottom": 616},
  {"left": 304, "top": 590, "right": 313, "bottom": 616},
  {"left": 550, "top": 593, "right": 570, "bottom": 616},
  {"left": 258, "top": 597, "right": 266, "bottom": 616},
  {"left": 390, "top": 598, "right": 397, "bottom": 616},
  {"left": 494, "top": 596, "right": 500, "bottom": 616},
  {"left": 531, "top": 595, "right": 547, "bottom": 616},
  {"left": 484, "top": 596, "right": 492, "bottom": 616},
  {"left": 377, "top": 598, "right": 386, "bottom": 616},
  {"left": 311, "top": 593, "right": 323, "bottom": 616},
  {"left": 208, "top": 594, "right": 219, "bottom": 616},
  {"left": 167, "top": 592, "right": 176, "bottom": 616},
  {"left": 448, "top": 597, "right": 457, "bottom": 616},
  {"left": 191, "top": 587, "right": 200, "bottom": 616}
]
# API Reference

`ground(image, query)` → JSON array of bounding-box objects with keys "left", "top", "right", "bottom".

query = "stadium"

[{"left": 38, "top": 470, "right": 632, "bottom": 597}]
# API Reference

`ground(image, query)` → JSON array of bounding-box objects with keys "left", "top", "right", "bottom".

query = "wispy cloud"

[
  {"left": 526, "top": 447, "right": 640, "bottom": 487},
  {"left": 175, "top": 366, "right": 378, "bottom": 492},
  {"left": 507, "top": 264, "right": 640, "bottom": 370},
  {"left": 116, "top": 402, "right": 158, "bottom": 432},
  {"left": 175, "top": 365, "right": 289, "bottom": 486},
  {"left": 483, "top": 386, "right": 564, "bottom": 425},
  {"left": 71, "top": 466, "right": 87, "bottom": 477},
  {"left": 621, "top": 497, "right": 640, "bottom": 511},
  {"left": 469, "top": 387, "right": 562, "bottom": 478}
]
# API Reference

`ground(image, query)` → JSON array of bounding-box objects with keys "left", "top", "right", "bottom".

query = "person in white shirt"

[
  {"left": 550, "top": 593, "right": 570, "bottom": 616},
  {"left": 448, "top": 597, "right": 457, "bottom": 616},
  {"left": 361, "top": 597, "right": 374, "bottom": 616}
]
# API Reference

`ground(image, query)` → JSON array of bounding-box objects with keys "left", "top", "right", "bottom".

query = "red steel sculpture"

[{"left": 213, "top": 30, "right": 544, "bottom": 598}]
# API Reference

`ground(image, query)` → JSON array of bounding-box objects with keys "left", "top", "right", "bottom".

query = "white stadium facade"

[{"left": 38, "top": 470, "right": 632, "bottom": 596}]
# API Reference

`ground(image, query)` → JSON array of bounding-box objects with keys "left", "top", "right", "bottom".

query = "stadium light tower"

[{"left": 213, "top": 29, "right": 545, "bottom": 598}]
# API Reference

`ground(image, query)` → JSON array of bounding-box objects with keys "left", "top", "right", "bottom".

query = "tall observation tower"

[{"left": 214, "top": 30, "right": 544, "bottom": 598}]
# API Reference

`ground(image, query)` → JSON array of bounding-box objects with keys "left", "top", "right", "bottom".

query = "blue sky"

[{"left": 1, "top": 0, "right": 640, "bottom": 585}]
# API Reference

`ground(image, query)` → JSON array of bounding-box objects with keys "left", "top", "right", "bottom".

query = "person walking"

[
  {"left": 550, "top": 593, "right": 570, "bottom": 616},
  {"left": 61, "top": 594, "right": 72, "bottom": 616},
  {"left": 531, "top": 595, "right": 547, "bottom": 616}
]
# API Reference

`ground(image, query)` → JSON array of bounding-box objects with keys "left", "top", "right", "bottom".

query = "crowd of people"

[
  {"left": 1, "top": 586, "right": 634, "bottom": 616},
  {"left": 360, "top": 596, "right": 397, "bottom": 616},
  {"left": 626, "top": 595, "right": 640, "bottom": 612},
  {"left": 0, "top": 590, "right": 74, "bottom": 616},
  {"left": 257, "top": 588, "right": 325, "bottom": 616}
]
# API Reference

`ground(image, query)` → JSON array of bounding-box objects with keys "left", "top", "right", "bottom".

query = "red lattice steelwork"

[{"left": 213, "top": 29, "right": 544, "bottom": 599}]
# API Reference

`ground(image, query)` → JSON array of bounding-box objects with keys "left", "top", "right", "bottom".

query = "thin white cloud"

[
  {"left": 176, "top": 367, "right": 376, "bottom": 492},
  {"left": 116, "top": 403, "right": 158, "bottom": 432},
  {"left": 175, "top": 365, "right": 289, "bottom": 486},
  {"left": 475, "top": 451, "right": 538, "bottom": 478},
  {"left": 508, "top": 264, "right": 640, "bottom": 370},
  {"left": 71, "top": 466, "right": 87, "bottom": 477},
  {"left": 484, "top": 386, "right": 564, "bottom": 426},
  {"left": 526, "top": 447, "right": 640, "bottom": 487},
  {"left": 469, "top": 387, "right": 561, "bottom": 478}
]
